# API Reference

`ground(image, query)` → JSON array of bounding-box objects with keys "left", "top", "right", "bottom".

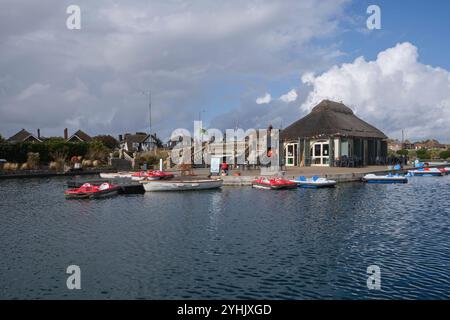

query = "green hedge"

[
  {"left": 0, "top": 141, "right": 93, "bottom": 163},
  {"left": 440, "top": 149, "right": 450, "bottom": 160}
]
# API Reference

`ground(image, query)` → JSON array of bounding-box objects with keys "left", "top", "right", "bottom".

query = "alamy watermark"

[
  {"left": 367, "top": 265, "right": 381, "bottom": 290},
  {"left": 66, "top": 5, "right": 81, "bottom": 30},
  {"left": 367, "top": 5, "right": 381, "bottom": 30},
  {"left": 169, "top": 121, "right": 280, "bottom": 168},
  {"left": 66, "top": 265, "right": 81, "bottom": 290}
]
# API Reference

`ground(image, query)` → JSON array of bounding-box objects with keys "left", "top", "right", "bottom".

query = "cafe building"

[{"left": 280, "top": 100, "right": 388, "bottom": 167}]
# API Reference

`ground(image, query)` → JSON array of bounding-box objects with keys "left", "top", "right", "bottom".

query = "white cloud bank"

[
  {"left": 256, "top": 93, "right": 272, "bottom": 104},
  {"left": 301, "top": 42, "right": 450, "bottom": 142},
  {"left": 279, "top": 89, "right": 298, "bottom": 103}
]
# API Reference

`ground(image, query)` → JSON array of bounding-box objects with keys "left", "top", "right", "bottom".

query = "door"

[
  {"left": 285, "top": 143, "right": 298, "bottom": 166},
  {"left": 310, "top": 141, "right": 330, "bottom": 166}
]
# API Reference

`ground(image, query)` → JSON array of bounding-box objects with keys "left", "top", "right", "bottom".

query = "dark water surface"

[{"left": 0, "top": 175, "right": 449, "bottom": 299}]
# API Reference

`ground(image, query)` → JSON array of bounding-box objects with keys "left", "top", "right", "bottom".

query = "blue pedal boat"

[
  {"left": 362, "top": 173, "right": 408, "bottom": 184},
  {"left": 291, "top": 176, "right": 337, "bottom": 188}
]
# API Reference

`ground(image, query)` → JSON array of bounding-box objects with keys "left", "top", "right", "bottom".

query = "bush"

[
  {"left": 93, "top": 135, "right": 119, "bottom": 150},
  {"left": 416, "top": 148, "right": 431, "bottom": 160},
  {"left": 135, "top": 150, "right": 169, "bottom": 167},
  {"left": 397, "top": 149, "right": 409, "bottom": 156},
  {"left": 0, "top": 141, "right": 99, "bottom": 164},
  {"left": 27, "top": 152, "right": 40, "bottom": 169},
  {"left": 85, "top": 141, "right": 109, "bottom": 162},
  {"left": 50, "top": 150, "right": 67, "bottom": 171},
  {"left": 439, "top": 149, "right": 450, "bottom": 160}
]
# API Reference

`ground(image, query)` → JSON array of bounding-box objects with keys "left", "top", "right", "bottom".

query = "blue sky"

[
  {"left": 0, "top": 0, "right": 449, "bottom": 142},
  {"left": 341, "top": 0, "right": 450, "bottom": 69}
]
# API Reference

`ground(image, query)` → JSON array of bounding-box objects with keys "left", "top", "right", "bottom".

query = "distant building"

[
  {"left": 280, "top": 100, "right": 388, "bottom": 167},
  {"left": 7, "top": 129, "right": 42, "bottom": 143},
  {"left": 414, "top": 139, "right": 446, "bottom": 150},
  {"left": 119, "top": 132, "right": 160, "bottom": 152},
  {"left": 66, "top": 129, "right": 92, "bottom": 142},
  {"left": 402, "top": 140, "right": 415, "bottom": 150},
  {"left": 387, "top": 139, "right": 402, "bottom": 152}
]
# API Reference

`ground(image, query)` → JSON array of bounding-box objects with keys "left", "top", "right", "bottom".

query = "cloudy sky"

[{"left": 0, "top": 0, "right": 449, "bottom": 142}]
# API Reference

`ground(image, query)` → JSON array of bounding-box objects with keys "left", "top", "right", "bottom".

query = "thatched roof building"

[
  {"left": 281, "top": 100, "right": 387, "bottom": 140},
  {"left": 281, "top": 100, "right": 387, "bottom": 167}
]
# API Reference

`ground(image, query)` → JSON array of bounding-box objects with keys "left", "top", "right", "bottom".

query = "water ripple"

[{"left": 0, "top": 175, "right": 449, "bottom": 299}]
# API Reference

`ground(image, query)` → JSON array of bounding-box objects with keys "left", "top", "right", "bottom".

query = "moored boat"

[
  {"left": 131, "top": 170, "right": 175, "bottom": 181},
  {"left": 99, "top": 172, "right": 133, "bottom": 179},
  {"left": 90, "top": 182, "right": 121, "bottom": 198},
  {"left": 64, "top": 182, "right": 120, "bottom": 199},
  {"left": 291, "top": 176, "right": 337, "bottom": 188},
  {"left": 141, "top": 178, "right": 222, "bottom": 191},
  {"left": 251, "top": 177, "right": 297, "bottom": 190},
  {"left": 362, "top": 173, "right": 408, "bottom": 184},
  {"left": 407, "top": 168, "right": 445, "bottom": 177}
]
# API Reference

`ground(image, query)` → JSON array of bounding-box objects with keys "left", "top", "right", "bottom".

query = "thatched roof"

[{"left": 280, "top": 100, "right": 387, "bottom": 140}]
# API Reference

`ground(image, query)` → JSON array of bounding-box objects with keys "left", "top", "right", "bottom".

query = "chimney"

[
  {"left": 64, "top": 128, "right": 68, "bottom": 140},
  {"left": 118, "top": 134, "right": 123, "bottom": 142},
  {"left": 37, "top": 129, "right": 41, "bottom": 139}
]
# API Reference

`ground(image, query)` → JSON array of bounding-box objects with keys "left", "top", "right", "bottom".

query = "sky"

[{"left": 0, "top": 0, "right": 449, "bottom": 143}]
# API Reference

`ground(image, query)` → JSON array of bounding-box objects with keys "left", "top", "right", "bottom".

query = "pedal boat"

[
  {"left": 251, "top": 177, "right": 297, "bottom": 190},
  {"left": 362, "top": 173, "right": 408, "bottom": 184},
  {"left": 131, "top": 170, "right": 175, "bottom": 181},
  {"left": 140, "top": 178, "right": 222, "bottom": 191},
  {"left": 407, "top": 168, "right": 445, "bottom": 177},
  {"left": 64, "top": 182, "right": 120, "bottom": 199},
  {"left": 291, "top": 176, "right": 337, "bottom": 188}
]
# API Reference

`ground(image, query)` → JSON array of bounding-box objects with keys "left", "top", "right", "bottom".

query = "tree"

[
  {"left": 416, "top": 148, "right": 431, "bottom": 160},
  {"left": 0, "top": 134, "right": 5, "bottom": 143},
  {"left": 43, "top": 136, "right": 66, "bottom": 143},
  {"left": 93, "top": 135, "right": 119, "bottom": 150},
  {"left": 439, "top": 149, "right": 450, "bottom": 160},
  {"left": 397, "top": 149, "right": 409, "bottom": 156}
]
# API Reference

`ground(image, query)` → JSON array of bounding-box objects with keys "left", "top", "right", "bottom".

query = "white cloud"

[
  {"left": 0, "top": 0, "right": 349, "bottom": 138},
  {"left": 256, "top": 93, "right": 272, "bottom": 104},
  {"left": 301, "top": 42, "right": 450, "bottom": 142},
  {"left": 279, "top": 89, "right": 298, "bottom": 103},
  {"left": 17, "top": 83, "right": 50, "bottom": 101}
]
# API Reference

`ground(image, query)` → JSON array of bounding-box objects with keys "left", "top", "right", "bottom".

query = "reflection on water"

[{"left": 0, "top": 175, "right": 449, "bottom": 299}]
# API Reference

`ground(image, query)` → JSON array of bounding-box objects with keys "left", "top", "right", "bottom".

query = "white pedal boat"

[
  {"left": 141, "top": 178, "right": 223, "bottom": 192},
  {"left": 290, "top": 176, "right": 336, "bottom": 188},
  {"left": 362, "top": 174, "right": 408, "bottom": 184},
  {"left": 99, "top": 172, "right": 133, "bottom": 179},
  {"left": 407, "top": 168, "right": 445, "bottom": 177}
]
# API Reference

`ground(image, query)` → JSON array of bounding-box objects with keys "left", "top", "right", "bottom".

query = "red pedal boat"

[
  {"left": 64, "top": 182, "right": 120, "bottom": 199},
  {"left": 131, "top": 170, "right": 175, "bottom": 181},
  {"left": 252, "top": 177, "right": 297, "bottom": 190}
]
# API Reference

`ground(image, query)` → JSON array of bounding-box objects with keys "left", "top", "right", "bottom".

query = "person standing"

[{"left": 220, "top": 161, "right": 229, "bottom": 176}]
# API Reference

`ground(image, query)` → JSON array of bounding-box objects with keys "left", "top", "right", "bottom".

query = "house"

[
  {"left": 7, "top": 129, "right": 42, "bottom": 143},
  {"left": 280, "top": 100, "right": 388, "bottom": 167},
  {"left": 66, "top": 129, "right": 92, "bottom": 142},
  {"left": 414, "top": 139, "right": 446, "bottom": 150},
  {"left": 402, "top": 140, "right": 415, "bottom": 150},
  {"left": 387, "top": 139, "right": 402, "bottom": 152},
  {"left": 119, "top": 132, "right": 160, "bottom": 153}
]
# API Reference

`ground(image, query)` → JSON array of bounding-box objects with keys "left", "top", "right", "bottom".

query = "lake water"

[{"left": 0, "top": 175, "right": 449, "bottom": 299}]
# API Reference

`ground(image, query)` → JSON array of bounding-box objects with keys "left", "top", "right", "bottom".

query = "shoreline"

[
  {"left": 0, "top": 167, "right": 116, "bottom": 180},
  {"left": 1, "top": 164, "right": 446, "bottom": 185}
]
